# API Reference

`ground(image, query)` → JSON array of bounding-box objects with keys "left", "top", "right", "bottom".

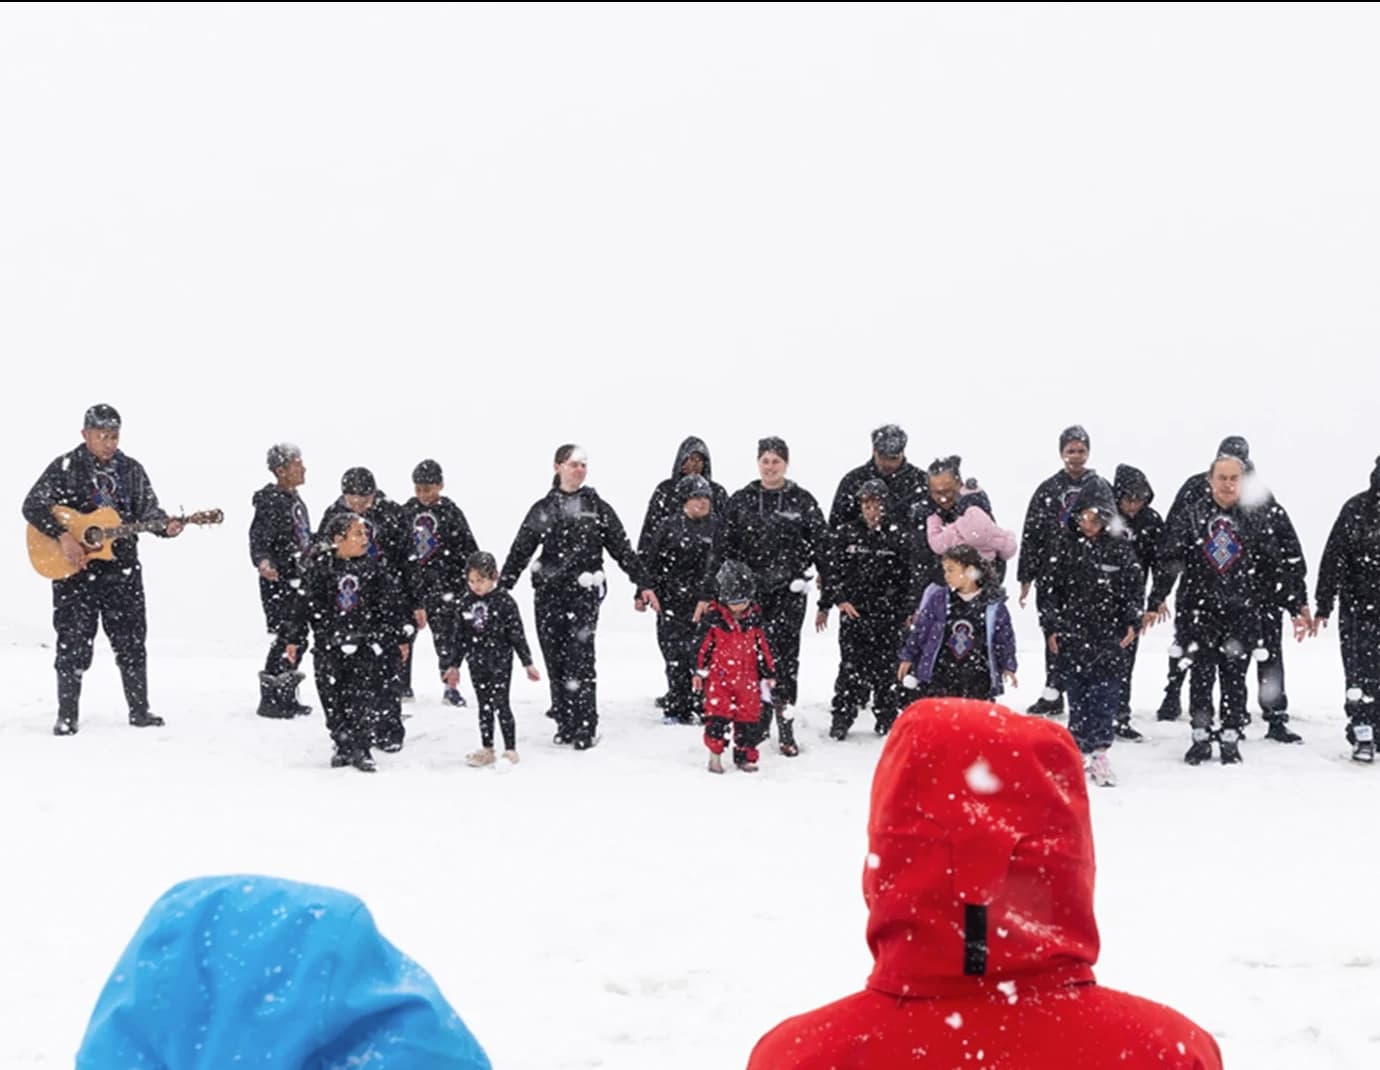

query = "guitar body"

[{"left": 27, "top": 506, "right": 124, "bottom": 580}]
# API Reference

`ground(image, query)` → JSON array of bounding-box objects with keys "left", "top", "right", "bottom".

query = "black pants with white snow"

[
  {"left": 759, "top": 587, "right": 807, "bottom": 708},
  {"left": 1340, "top": 614, "right": 1380, "bottom": 741},
  {"left": 52, "top": 560, "right": 150, "bottom": 720},
  {"left": 656, "top": 598, "right": 700, "bottom": 722},
  {"left": 535, "top": 585, "right": 602, "bottom": 743},
  {"left": 1034, "top": 582, "right": 1063, "bottom": 695},
  {"left": 1118, "top": 634, "right": 1139, "bottom": 717},
  {"left": 704, "top": 715, "right": 765, "bottom": 763},
  {"left": 313, "top": 642, "right": 392, "bottom": 756},
  {"left": 472, "top": 668, "right": 517, "bottom": 751},
  {"left": 830, "top": 610, "right": 903, "bottom": 731},
  {"left": 1183, "top": 614, "right": 1252, "bottom": 732},
  {"left": 260, "top": 577, "right": 308, "bottom": 674},
  {"left": 1256, "top": 609, "right": 1289, "bottom": 719}
]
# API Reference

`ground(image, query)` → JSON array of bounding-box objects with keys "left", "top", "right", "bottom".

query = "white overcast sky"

[{"left": 3, "top": 2, "right": 1378, "bottom": 639}]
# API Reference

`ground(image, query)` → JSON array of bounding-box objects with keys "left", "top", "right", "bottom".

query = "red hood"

[{"left": 865, "top": 698, "right": 1099, "bottom": 999}]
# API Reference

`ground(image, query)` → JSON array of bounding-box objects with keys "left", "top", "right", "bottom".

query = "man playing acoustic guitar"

[{"left": 22, "top": 404, "right": 183, "bottom": 735}]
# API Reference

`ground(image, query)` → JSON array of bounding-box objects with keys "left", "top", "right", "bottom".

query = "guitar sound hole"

[{"left": 82, "top": 527, "right": 104, "bottom": 549}]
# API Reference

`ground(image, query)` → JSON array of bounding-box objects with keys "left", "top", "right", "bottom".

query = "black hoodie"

[
  {"left": 637, "top": 437, "right": 730, "bottom": 556},
  {"left": 1315, "top": 459, "right": 1380, "bottom": 620},
  {"left": 500, "top": 485, "right": 646, "bottom": 594},
  {"left": 1112, "top": 464, "right": 1163, "bottom": 586},
  {"left": 828, "top": 457, "right": 927, "bottom": 530},
  {"left": 23, "top": 447, "right": 169, "bottom": 565},
  {"left": 1017, "top": 468, "right": 1101, "bottom": 588},
  {"left": 1040, "top": 479, "right": 1143, "bottom": 665},
  {"left": 249, "top": 484, "right": 314, "bottom": 583},
  {"left": 723, "top": 479, "right": 830, "bottom": 597},
  {"left": 319, "top": 492, "right": 415, "bottom": 602}
]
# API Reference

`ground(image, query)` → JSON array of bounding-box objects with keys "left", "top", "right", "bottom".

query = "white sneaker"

[
  {"left": 466, "top": 748, "right": 496, "bottom": 767},
  {"left": 707, "top": 753, "right": 724, "bottom": 774},
  {"left": 1086, "top": 749, "right": 1117, "bottom": 787}
]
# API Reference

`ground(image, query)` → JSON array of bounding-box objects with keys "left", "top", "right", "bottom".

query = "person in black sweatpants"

[
  {"left": 500, "top": 444, "right": 659, "bottom": 750},
  {"left": 723, "top": 436, "right": 830, "bottom": 757},
  {"left": 1016, "top": 425, "right": 1102, "bottom": 717},
  {"left": 318, "top": 466, "right": 416, "bottom": 750},
  {"left": 249, "top": 443, "right": 314, "bottom": 718},
  {"left": 287, "top": 513, "right": 410, "bottom": 772},
  {"left": 1143, "top": 455, "right": 1310, "bottom": 765},
  {"left": 22, "top": 404, "right": 183, "bottom": 735},
  {"left": 444, "top": 552, "right": 541, "bottom": 765},
  {"left": 1315, "top": 456, "right": 1380, "bottom": 762},
  {"left": 1110, "top": 463, "right": 1162, "bottom": 740},
  {"left": 641, "top": 474, "right": 725, "bottom": 725},
  {"left": 817, "top": 478, "right": 916, "bottom": 739},
  {"left": 402, "top": 458, "right": 479, "bottom": 706}
]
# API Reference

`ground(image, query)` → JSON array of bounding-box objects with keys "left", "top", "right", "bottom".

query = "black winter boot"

[
  {"left": 777, "top": 704, "right": 799, "bottom": 757},
  {"left": 1264, "top": 718, "right": 1302, "bottom": 744},
  {"left": 257, "top": 672, "right": 296, "bottom": 719},
  {"left": 1184, "top": 728, "right": 1213, "bottom": 765},
  {"left": 1026, "top": 690, "right": 1065, "bottom": 717},
  {"left": 1219, "top": 728, "right": 1243, "bottom": 764}
]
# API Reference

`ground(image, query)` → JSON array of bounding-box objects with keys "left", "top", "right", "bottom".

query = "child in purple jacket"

[{"left": 898, "top": 544, "right": 1018, "bottom": 700}]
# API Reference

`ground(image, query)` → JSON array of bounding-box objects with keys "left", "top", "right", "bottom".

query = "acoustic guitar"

[{"left": 28, "top": 505, "right": 224, "bottom": 580}]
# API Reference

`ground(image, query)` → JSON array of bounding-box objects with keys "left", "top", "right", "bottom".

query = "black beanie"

[
  {"left": 341, "top": 467, "right": 377, "bottom": 496},
  {"left": 856, "top": 478, "right": 889, "bottom": 502},
  {"left": 757, "top": 436, "right": 790, "bottom": 463},
  {"left": 871, "top": 424, "right": 908, "bottom": 456},
  {"left": 677, "top": 474, "right": 713, "bottom": 501},
  {"left": 1217, "top": 435, "right": 1250, "bottom": 462},
  {"left": 84, "top": 403, "right": 122, "bottom": 430},
  {"left": 1059, "top": 425, "right": 1090, "bottom": 452},
  {"left": 412, "top": 459, "right": 443, "bottom": 485},
  {"left": 716, "top": 560, "right": 757, "bottom": 604}
]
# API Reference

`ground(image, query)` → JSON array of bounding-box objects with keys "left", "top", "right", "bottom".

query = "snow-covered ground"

[{"left": 2, "top": 614, "right": 1376, "bottom": 1068}]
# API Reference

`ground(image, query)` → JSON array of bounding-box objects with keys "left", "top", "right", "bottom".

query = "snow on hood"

[{"left": 864, "top": 698, "right": 1099, "bottom": 999}]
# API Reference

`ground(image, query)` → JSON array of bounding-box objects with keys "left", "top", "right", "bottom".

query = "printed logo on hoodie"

[
  {"left": 337, "top": 575, "right": 360, "bottom": 612},
  {"left": 413, "top": 512, "right": 441, "bottom": 565},
  {"left": 1204, "top": 515, "right": 1243, "bottom": 574},
  {"left": 948, "top": 620, "right": 976, "bottom": 659},
  {"left": 291, "top": 500, "right": 312, "bottom": 551},
  {"left": 90, "top": 468, "right": 119, "bottom": 509}
]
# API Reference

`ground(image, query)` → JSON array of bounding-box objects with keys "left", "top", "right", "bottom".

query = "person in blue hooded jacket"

[{"left": 75, "top": 875, "right": 492, "bottom": 1070}]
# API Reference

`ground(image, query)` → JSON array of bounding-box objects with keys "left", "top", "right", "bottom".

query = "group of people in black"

[{"left": 23, "top": 405, "right": 1380, "bottom": 774}]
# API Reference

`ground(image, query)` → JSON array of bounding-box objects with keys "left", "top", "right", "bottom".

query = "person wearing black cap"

[
  {"left": 499, "top": 444, "right": 660, "bottom": 750},
  {"left": 640, "top": 473, "right": 726, "bottom": 725},
  {"left": 1110, "top": 464, "right": 1163, "bottom": 741},
  {"left": 1313, "top": 456, "right": 1380, "bottom": 762},
  {"left": 817, "top": 478, "right": 916, "bottom": 739},
  {"left": 249, "top": 443, "right": 314, "bottom": 718},
  {"left": 318, "top": 466, "right": 415, "bottom": 749},
  {"left": 1142, "top": 455, "right": 1310, "bottom": 765},
  {"left": 1154, "top": 437, "right": 1310, "bottom": 742},
  {"left": 400, "top": 459, "right": 479, "bottom": 707},
  {"left": 723, "top": 436, "right": 829, "bottom": 756},
  {"left": 827, "top": 424, "right": 926, "bottom": 530},
  {"left": 1016, "top": 425, "right": 1100, "bottom": 717},
  {"left": 1040, "top": 478, "right": 1143, "bottom": 786},
  {"left": 22, "top": 404, "right": 183, "bottom": 735}
]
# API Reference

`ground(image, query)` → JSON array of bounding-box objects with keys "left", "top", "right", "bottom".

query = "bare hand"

[
  {"left": 693, "top": 600, "right": 710, "bottom": 623},
  {"left": 59, "top": 532, "right": 88, "bottom": 569},
  {"left": 399, "top": 643, "right": 411, "bottom": 661},
  {"left": 838, "top": 602, "right": 861, "bottom": 620},
  {"left": 691, "top": 675, "right": 703, "bottom": 693},
  {"left": 1048, "top": 634, "right": 1059, "bottom": 655},
  {"left": 640, "top": 589, "right": 663, "bottom": 614},
  {"left": 1002, "top": 670, "right": 1018, "bottom": 688},
  {"left": 285, "top": 644, "right": 299, "bottom": 666},
  {"left": 1119, "top": 625, "right": 1137, "bottom": 649},
  {"left": 164, "top": 518, "right": 184, "bottom": 537},
  {"left": 1313, "top": 614, "right": 1329, "bottom": 637},
  {"left": 1019, "top": 581, "right": 1031, "bottom": 609},
  {"left": 258, "top": 559, "right": 279, "bottom": 581},
  {"left": 526, "top": 664, "right": 541, "bottom": 682},
  {"left": 634, "top": 595, "right": 647, "bottom": 613},
  {"left": 897, "top": 660, "right": 913, "bottom": 681},
  {"left": 442, "top": 667, "right": 459, "bottom": 688},
  {"left": 815, "top": 609, "right": 829, "bottom": 633},
  {"left": 1292, "top": 611, "right": 1312, "bottom": 643}
]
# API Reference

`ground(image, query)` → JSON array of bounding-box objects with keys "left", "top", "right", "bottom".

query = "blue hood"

[{"left": 76, "top": 875, "right": 491, "bottom": 1070}]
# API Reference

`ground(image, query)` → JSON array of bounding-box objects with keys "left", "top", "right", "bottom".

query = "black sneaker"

[
  {"left": 1353, "top": 740, "right": 1376, "bottom": 763},
  {"left": 1114, "top": 721, "right": 1145, "bottom": 742},
  {"left": 351, "top": 750, "right": 378, "bottom": 772},
  {"left": 128, "top": 712, "right": 165, "bottom": 728},
  {"left": 572, "top": 737, "right": 598, "bottom": 751},
  {"left": 330, "top": 750, "right": 353, "bottom": 768},
  {"left": 1026, "top": 693, "right": 1064, "bottom": 717},
  {"left": 1155, "top": 698, "right": 1182, "bottom": 722},
  {"left": 1184, "top": 738, "right": 1213, "bottom": 765},
  {"left": 1219, "top": 730, "right": 1243, "bottom": 764},
  {"left": 778, "top": 717, "right": 800, "bottom": 757},
  {"left": 1264, "top": 720, "right": 1302, "bottom": 744},
  {"left": 828, "top": 722, "right": 849, "bottom": 741},
  {"left": 53, "top": 716, "right": 78, "bottom": 737},
  {"left": 874, "top": 718, "right": 895, "bottom": 737},
  {"left": 552, "top": 731, "right": 571, "bottom": 745},
  {"left": 654, "top": 693, "right": 667, "bottom": 709},
  {"left": 377, "top": 740, "right": 403, "bottom": 754}
]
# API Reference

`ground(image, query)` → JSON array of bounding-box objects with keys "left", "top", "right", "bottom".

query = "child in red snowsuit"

[{"left": 694, "top": 560, "right": 776, "bottom": 773}]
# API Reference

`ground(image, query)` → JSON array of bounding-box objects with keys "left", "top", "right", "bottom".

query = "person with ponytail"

[
  {"left": 897, "top": 543, "right": 1017, "bottom": 701},
  {"left": 499, "top": 444, "right": 659, "bottom": 750}
]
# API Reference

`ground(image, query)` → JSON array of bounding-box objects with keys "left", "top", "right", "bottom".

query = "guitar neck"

[{"left": 105, "top": 517, "right": 182, "bottom": 539}]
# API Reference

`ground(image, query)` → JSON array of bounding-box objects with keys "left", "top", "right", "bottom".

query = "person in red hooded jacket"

[{"left": 746, "top": 697, "right": 1223, "bottom": 1070}]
